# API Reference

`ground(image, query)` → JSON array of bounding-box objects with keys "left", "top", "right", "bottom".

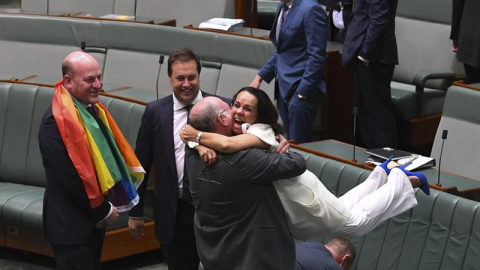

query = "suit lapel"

[
  {"left": 160, "top": 96, "right": 178, "bottom": 180},
  {"left": 277, "top": 0, "right": 300, "bottom": 46}
]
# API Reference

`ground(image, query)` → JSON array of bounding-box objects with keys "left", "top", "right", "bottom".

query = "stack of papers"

[
  {"left": 365, "top": 147, "right": 435, "bottom": 171},
  {"left": 365, "top": 147, "right": 413, "bottom": 161},
  {"left": 199, "top": 18, "right": 245, "bottom": 31},
  {"left": 403, "top": 155, "right": 435, "bottom": 171}
]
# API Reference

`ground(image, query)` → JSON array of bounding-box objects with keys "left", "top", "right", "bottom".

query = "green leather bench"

[
  {"left": 0, "top": 82, "right": 159, "bottom": 261},
  {"left": 292, "top": 148, "right": 480, "bottom": 270},
  {"left": 430, "top": 85, "right": 480, "bottom": 181}
]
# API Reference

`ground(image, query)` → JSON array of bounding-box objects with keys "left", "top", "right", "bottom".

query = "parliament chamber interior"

[{"left": 1, "top": 0, "right": 479, "bottom": 269}]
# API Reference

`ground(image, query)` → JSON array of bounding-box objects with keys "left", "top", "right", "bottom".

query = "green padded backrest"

[
  {"left": 293, "top": 148, "right": 480, "bottom": 270},
  {"left": 430, "top": 86, "right": 480, "bottom": 180},
  {"left": 397, "top": 0, "right": 452, "bottom": 24},
  {"left": 0, "top": 83, "right": 51, "bottom": 187}
]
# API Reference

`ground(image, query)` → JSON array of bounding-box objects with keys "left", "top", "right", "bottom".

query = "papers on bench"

[
  {"left": 365, "top": 147, "right": 412, "bottom": 161},
  {"left": 199, "top": 18, "right": 245, "bottom": 31},
  {"left": 365, "top": 147, "right": 435, "bottom": 171},
  {"left": 403, "top": 155, "right": 435, "bottom": 171}
]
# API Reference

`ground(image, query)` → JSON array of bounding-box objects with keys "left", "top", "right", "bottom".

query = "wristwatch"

[
  {"left": 187, "top": 132, "right": 203, "bottom": 149},
  {"left": 297, "top": 93, "right": 307, "bottom": 100}
]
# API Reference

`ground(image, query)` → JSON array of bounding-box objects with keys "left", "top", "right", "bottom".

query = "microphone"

[
  {"left": 156, "top": 55, "right": 165, "bottom": 100},
  {"left": 352, "top": 106, "right": 358, "bottom": 162},
  {"left": 250, "top": 0, "right": 254, "bottom": 36},
  {"left": 437, "top": 130, "right": 448, "bottom": 186}
]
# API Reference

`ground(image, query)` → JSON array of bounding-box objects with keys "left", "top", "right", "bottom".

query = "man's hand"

[
  {"left": 96, "top": 206, "right": 119, "bottom": 229},
  {"left": 249, "top": 75, "right": 263, "bottom": 88},
  {"left": 128, "top": 218, "right": 145, "bottom": 241},
  {"left": 452, "top": 40, "right": 458, "bottom": 52},
  {"left": 275, "top": 134, "right": 290, "bottom": 153},
  {"left": 180, "top": 124, "right": 199, "bottom": 143},
  {"left": 196, "top": 145, "right": 218, "bottom": 166}
]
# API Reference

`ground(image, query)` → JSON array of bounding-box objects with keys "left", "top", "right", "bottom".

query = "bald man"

[{"left": 39, "top": 51, "right": 124, "bottom": 270}]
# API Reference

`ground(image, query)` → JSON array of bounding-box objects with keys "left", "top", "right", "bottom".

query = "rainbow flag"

[{"left": 52, "top": 81, "right": 145, "bottom": 211}]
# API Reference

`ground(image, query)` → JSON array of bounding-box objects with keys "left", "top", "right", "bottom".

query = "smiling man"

[
  {"left": 39, "top": 51, "right": 145, "bottom": 270},
  {"left": 128, "top": 48, "right": 227, "bottom": 270}
]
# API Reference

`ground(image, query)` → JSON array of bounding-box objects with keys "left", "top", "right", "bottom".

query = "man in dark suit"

[
  {"left": 128, "top": 48, "right": 222, "bottom": 270},
  {"left": 186, "top": 96, "right": 307, "bottom": 270},
  {"left": 250, "top": 0, "right": 327, "bottom": 144},
  {"left": 295, "top": 237, "right": 356, "bottom": 270},
  {"left": 319, "top": 0, "right": 354, "bottom": 43},
  {"left": 342, "top": 0, "right": 399, "bottom": 149},
  {"left": 38, "top": 51, "right": 120, "bottom": 270},
  {"left": 451, "top": 0, "right": 480, "bottom": 84}
]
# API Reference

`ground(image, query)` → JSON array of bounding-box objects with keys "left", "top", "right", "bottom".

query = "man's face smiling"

[
  {"left": 66, "top": 59, "right": 102, "bottom": 105},
  {"left": 169, "top": 60, "right": 200, "bottom": 105}
]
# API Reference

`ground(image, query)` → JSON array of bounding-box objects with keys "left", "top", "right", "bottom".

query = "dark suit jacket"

[
  {"left": 38, "top": 107, "right": 110, "bottom": 245},
  {"left": 187, "top": 148, "right": 307, "bottom": 270},
  {"left": 129, "top": 91, "right": 223, "bottom": 243},
  {"left": 450, "top": 0, "right": 480, "bottom": 68},
  {"left": 294, "top": 242, "right": 341, "bottom": 270},
  {"left": 258, "top": 0, "right": 327, "bottom": 100},
  {"left": 342, "top": 0, "right": 399, "bottom": 69}
]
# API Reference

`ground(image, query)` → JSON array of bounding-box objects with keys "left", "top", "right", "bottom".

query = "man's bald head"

[
  {"left": 62, "top": 51, "right": 99, "bottom": 78},
  {"left": 190, "top": 97, "right": 233, "bottom": 136},
  {"left": 62, "top": 51, "right": 103, "bottom": 104}
]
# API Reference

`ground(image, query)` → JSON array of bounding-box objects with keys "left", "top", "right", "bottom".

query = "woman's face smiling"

[{"left": 232, "top": 91, "right": 259, "bottom": 135}]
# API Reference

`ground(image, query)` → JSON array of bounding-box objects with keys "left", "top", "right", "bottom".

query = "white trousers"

[{"left": 274, "top": 166, "right": 418, "bottom": 239}]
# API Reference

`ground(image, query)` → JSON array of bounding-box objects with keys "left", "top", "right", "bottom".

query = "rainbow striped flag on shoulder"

[{"left": 52, "top": 81, "right": 145, "bottom": 211}]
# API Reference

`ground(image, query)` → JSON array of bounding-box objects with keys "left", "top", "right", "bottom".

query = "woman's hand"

[
  {"left": 196, "top": 145, "right": 218, "bottom": 166},
  {"left": 180, "top": 124, "right": 199, "bottom": 143},
  {"left": 275, "top": 134, "right": 290, "bottom": 153}
]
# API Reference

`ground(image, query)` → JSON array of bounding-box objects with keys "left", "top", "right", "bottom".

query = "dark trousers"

[
  {"left": 464, "top": 63, "right": 480, "bottom": 84},
  {"left": 51, "top": 228, "right": 105, "bottom": 270},
  {"left": 277, "top": 94, "right": 321, "bottom": 144},
  {"left": 162, "top": 200, "right": 199, "bottom": 270},
  {"left": 354, "top": 61, "right": 397, "bottom": 148}
]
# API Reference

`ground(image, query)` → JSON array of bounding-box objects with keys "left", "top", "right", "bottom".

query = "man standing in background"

[
  {"left": 250, "top": 0, "right": 327, "bottom": 144},
  {"left": 342, "top": 0, "right": 399, "bottom": 148}
]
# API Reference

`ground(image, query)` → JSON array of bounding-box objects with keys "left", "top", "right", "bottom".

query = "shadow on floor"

[{"left": 0, "top": 247, "right": 166, "bottom": 270}]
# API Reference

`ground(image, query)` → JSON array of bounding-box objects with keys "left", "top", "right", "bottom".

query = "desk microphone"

[
  {"left": 250, "top": 0, "right": 254, "bottom": 36},
  {"left": 437, "top": 129, "right": 448, "bottom": 186},
  {"left": 352, "top": 106, "right": 358, "bottom": 162},
  {"left": 156, "top": 55, "right": 165, "bottom": 100}
]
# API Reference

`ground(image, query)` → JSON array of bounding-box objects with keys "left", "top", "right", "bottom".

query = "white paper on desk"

[
  {"left": 405, "top": 155, "right": 435, "bottom": 171},
  {"left": 199, "top": 18, "right": 245, "bottom": 31}
]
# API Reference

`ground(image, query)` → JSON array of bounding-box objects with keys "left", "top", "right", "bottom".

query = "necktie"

[
  {"left": 182, "top": 104, "right": 194, "bottom": 203},
  {"left": 276, "top": 4, "right": 289, "bottom": 41}
]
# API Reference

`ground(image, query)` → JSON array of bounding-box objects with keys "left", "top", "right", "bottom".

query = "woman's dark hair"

[{"left": 232, "top": 87, "right": 283, "bottom": 135}]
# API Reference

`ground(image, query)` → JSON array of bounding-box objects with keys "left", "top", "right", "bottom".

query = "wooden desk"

[
  {"left": 184, "top": 24, "right": 269, "bottom": 40},
  {"left": 70, "top": 13, "right": 176, "bottom": 26},
  {"left": 235, "top": 0, "right": 258, "bottom": 28},
  {"left": 291, "top": 139, "right": 480, "bottom": 201},
  {"left": 453, "top": 80, "right": 480, "bottom": 91}
]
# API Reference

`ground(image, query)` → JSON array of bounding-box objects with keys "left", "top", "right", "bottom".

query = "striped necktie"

[{"left": 276, "top": 4, "right": 289, "bottom": 41}]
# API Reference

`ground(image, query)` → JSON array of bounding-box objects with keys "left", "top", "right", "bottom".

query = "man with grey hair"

[{"left": 186, "top": 97, "right": 307, "bottom": 269}]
